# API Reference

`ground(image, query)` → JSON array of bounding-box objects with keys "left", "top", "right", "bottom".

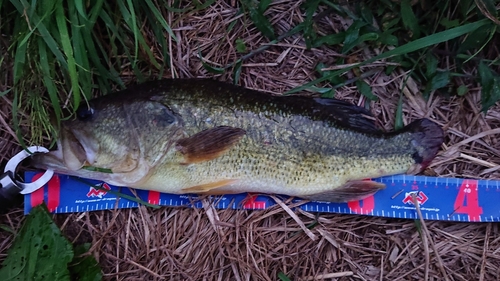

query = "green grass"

[
  {"left": 2, "top": 0, "right": 176, "bottom": 145},
  {"left": 226, "top": 0, "right": 500, "bottom": 126},
  {"left": 1, "top": 0, "right": 500, "bottom": 144}
]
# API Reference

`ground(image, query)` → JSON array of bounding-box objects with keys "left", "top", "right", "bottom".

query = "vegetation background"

[{"left": 1, "top": 0, "right": 500, "bottom": 280}]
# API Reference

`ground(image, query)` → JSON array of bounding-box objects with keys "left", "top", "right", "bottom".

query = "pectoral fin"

[
  {"left": 176, "top": 126, "right": 246, "bottom": 164},
  {"left": 302, "top": 180, "right": 386, "bottom": 203},
  {"left": 181, "top": 179, "right": 237, "bottom": 193}
]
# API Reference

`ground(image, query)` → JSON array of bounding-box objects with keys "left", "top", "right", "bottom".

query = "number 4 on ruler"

[{"left": 453, "top": 179, "right": 483, "bottom": 221}]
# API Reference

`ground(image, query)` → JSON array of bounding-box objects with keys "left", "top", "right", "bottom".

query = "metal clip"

[
  {"left": 3, "top": 146, "right": 54, "bottom": 194},
  {"left": 0, "top": 171, "right": 23, "bottom": 212},
  {"left": 0, "top": 171, "right": 22, "bottom": 192}
]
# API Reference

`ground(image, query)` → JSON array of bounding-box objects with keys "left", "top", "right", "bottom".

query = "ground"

[{"left": 1, "top": 1, "right": 500, "bottom": 280}]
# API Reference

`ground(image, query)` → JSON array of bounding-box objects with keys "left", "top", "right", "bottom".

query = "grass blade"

[
  {"left": 193, "top": 0, "right": 217, "bottom": 11},
  {"left": 240, "top": 0, "right": 276, "bottom": 40},
  {"left": 126, "top": 0, "right": 139, "bottom": 68},
  {"left": 144, "top": 0, "right": 178, "bottom": 42},
  {"left": 11, "top": 0, "right": 69, "bottom": 70},
  {"left": 12, "top": 28, "right": 28, "bottom": 84},
  {"left": 143, "top": 7, "right": 169, "bottom": 76},
  {"left": 87, "top": 0, "right": 105, "bottom": 29},
  {"left": 342, "top": 20, "right": 367, "bottom": 53},
  {"left": 233, "top": 60, "right": 243, "bottom": 84},
  {"left": 395, "top": 93, "right": 404, "bottom": 130},
  {"left": 401, "top": 0, "right": 420, "bottom": 38},
  {"left": 356, "top": 80, "right": 378, "bottom": 101},
  {"left": 425, "top": 52, "right": 438, "bottom": 78},
  {"left": 136, "top": 29, "right": 161, "bottom": 70},
  {"left": 38, "top": 37, "right": 61, "bottom": 130},
  {"left": 98, "top": 7, "right": 143, "bottom": 80},
  {"left": 199, "top": 50, "right": 225, "bottom": 74},
  {"left": 369, "top": 19, "right": 490, "bottom": 61},
  {"left": 478, "top": 61, "right": 500, "bottom": 112},
  {"left": 277, "top": 272, "right": 292, "bottom": 281},
  {"left": 303, "top": 0, "right": 320, "bottom": 48},
  {"left": 0, "top": 89, "right": 12, "bottom": 98},
  {"left": 312, "top": 32, "right": 345, "bottom": 48},
  {"left": 11, "top": 85, "right": 27, "bottom": 149},
  {"left": 286, "top": 19, "right": 490, "bottom": 94},
  {"left": 424, "top": 70, "right": 450, "bottom": 97},
  {"left": 68, "top": 0, "right": 92, "bottom": 100},
  {"left": 55, "top": 0, "right": 80, "bottom": 108}
]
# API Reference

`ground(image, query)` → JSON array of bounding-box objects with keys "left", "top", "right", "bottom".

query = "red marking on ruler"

[
  {"left": 453, "top": 179, "right": 483, "bottom": 221},
  {"left": 148, "top": 191, "right": 160, "bottom": 204},
  {"left": 47, "top": 175, "right": 60, "bottom": 212},
  {"left": 30, "top": 173, "right": 60, "bottom": 211},
  {"left": 30, "top": 173, "right": 45, "bottom": 208},
  {"left": 243, "top": 194, "right": 266, "bottom": 209},
  {"left": 347, "top": 195, "right": 375, "bottom": 214}
]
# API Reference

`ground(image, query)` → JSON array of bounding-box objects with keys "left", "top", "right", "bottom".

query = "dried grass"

[{"left": 1, "top": 1, "right": 500, "bottom": 280}]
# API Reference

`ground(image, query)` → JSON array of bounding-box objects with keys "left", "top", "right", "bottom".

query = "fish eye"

[{"left": 76, "top": 105, "right": 94, "bottom": 121}]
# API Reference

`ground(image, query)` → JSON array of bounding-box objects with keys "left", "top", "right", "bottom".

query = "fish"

[{"left": 32, "top": 79, "right": 444, "bottom": 202}]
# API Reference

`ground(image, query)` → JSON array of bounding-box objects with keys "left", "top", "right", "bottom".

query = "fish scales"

[
  {"left": 146, "top": 82, "right": 414, "bottom": 195},
  {"left": 32, "top": 79, "right": 444, "bottom": 202}
]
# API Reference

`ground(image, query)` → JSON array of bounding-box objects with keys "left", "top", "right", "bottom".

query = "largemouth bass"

[{"left": 32, "top": 79, "right": 444, "bottom": 202}]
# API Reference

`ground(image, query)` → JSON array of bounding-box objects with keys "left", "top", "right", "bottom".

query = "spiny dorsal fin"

[
  {"left": 301, "top": 180, "right": 386, "bottom": 203},
  {"left": 176, "top": 126, "right": 246, "bottom": 164},
  {"left": 314, "top": 98, "right": 381, "bottom": 134}
]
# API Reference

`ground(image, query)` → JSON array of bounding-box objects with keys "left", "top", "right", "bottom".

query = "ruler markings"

[{"left": 23, "top": 172, "right": 500, "bottom": 222}]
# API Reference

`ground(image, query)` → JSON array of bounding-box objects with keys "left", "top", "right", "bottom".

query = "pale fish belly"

[
  {"left": 180, "top": 153, "right": 415, "bottom": 197},
  {"left": 141, "top": 140, "right": 415, "bottom": 197}
]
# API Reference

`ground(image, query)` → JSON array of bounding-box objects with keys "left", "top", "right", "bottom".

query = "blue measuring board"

[{"left": 24, "top": 172, "right": 500, "bottom": 222}]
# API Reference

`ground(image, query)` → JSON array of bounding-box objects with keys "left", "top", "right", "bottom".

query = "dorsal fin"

[{"left": 314, "top": 98, "right": 381, "bottom": 134}]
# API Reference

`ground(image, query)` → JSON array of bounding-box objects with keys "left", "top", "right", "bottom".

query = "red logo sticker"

[
  {"left": 402, "top": 191, "right": 428, "bottom": 205},
  {"left": 86, "top": 183, "right": 111, "bottom": 198}
]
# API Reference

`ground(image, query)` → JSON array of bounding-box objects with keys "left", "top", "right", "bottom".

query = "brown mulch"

[{"left": 1, "top": 1, "right": 500, "bottom": 280}]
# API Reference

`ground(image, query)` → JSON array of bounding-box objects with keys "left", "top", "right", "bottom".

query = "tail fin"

[{"left": 403, "top": 118, "right": 444, "bottom": 171}]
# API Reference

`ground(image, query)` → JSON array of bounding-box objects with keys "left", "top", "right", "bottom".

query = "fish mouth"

[{"left": 32, "top": 127, "right": 96, "bottom": 173}]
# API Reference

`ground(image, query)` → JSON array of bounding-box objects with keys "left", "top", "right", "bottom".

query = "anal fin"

[
  {"left": 181, "top": 179, "right": 237, "bottom": 193},
  {"left": 302, "top": 180, "right": 386, "bottom": 203}
]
